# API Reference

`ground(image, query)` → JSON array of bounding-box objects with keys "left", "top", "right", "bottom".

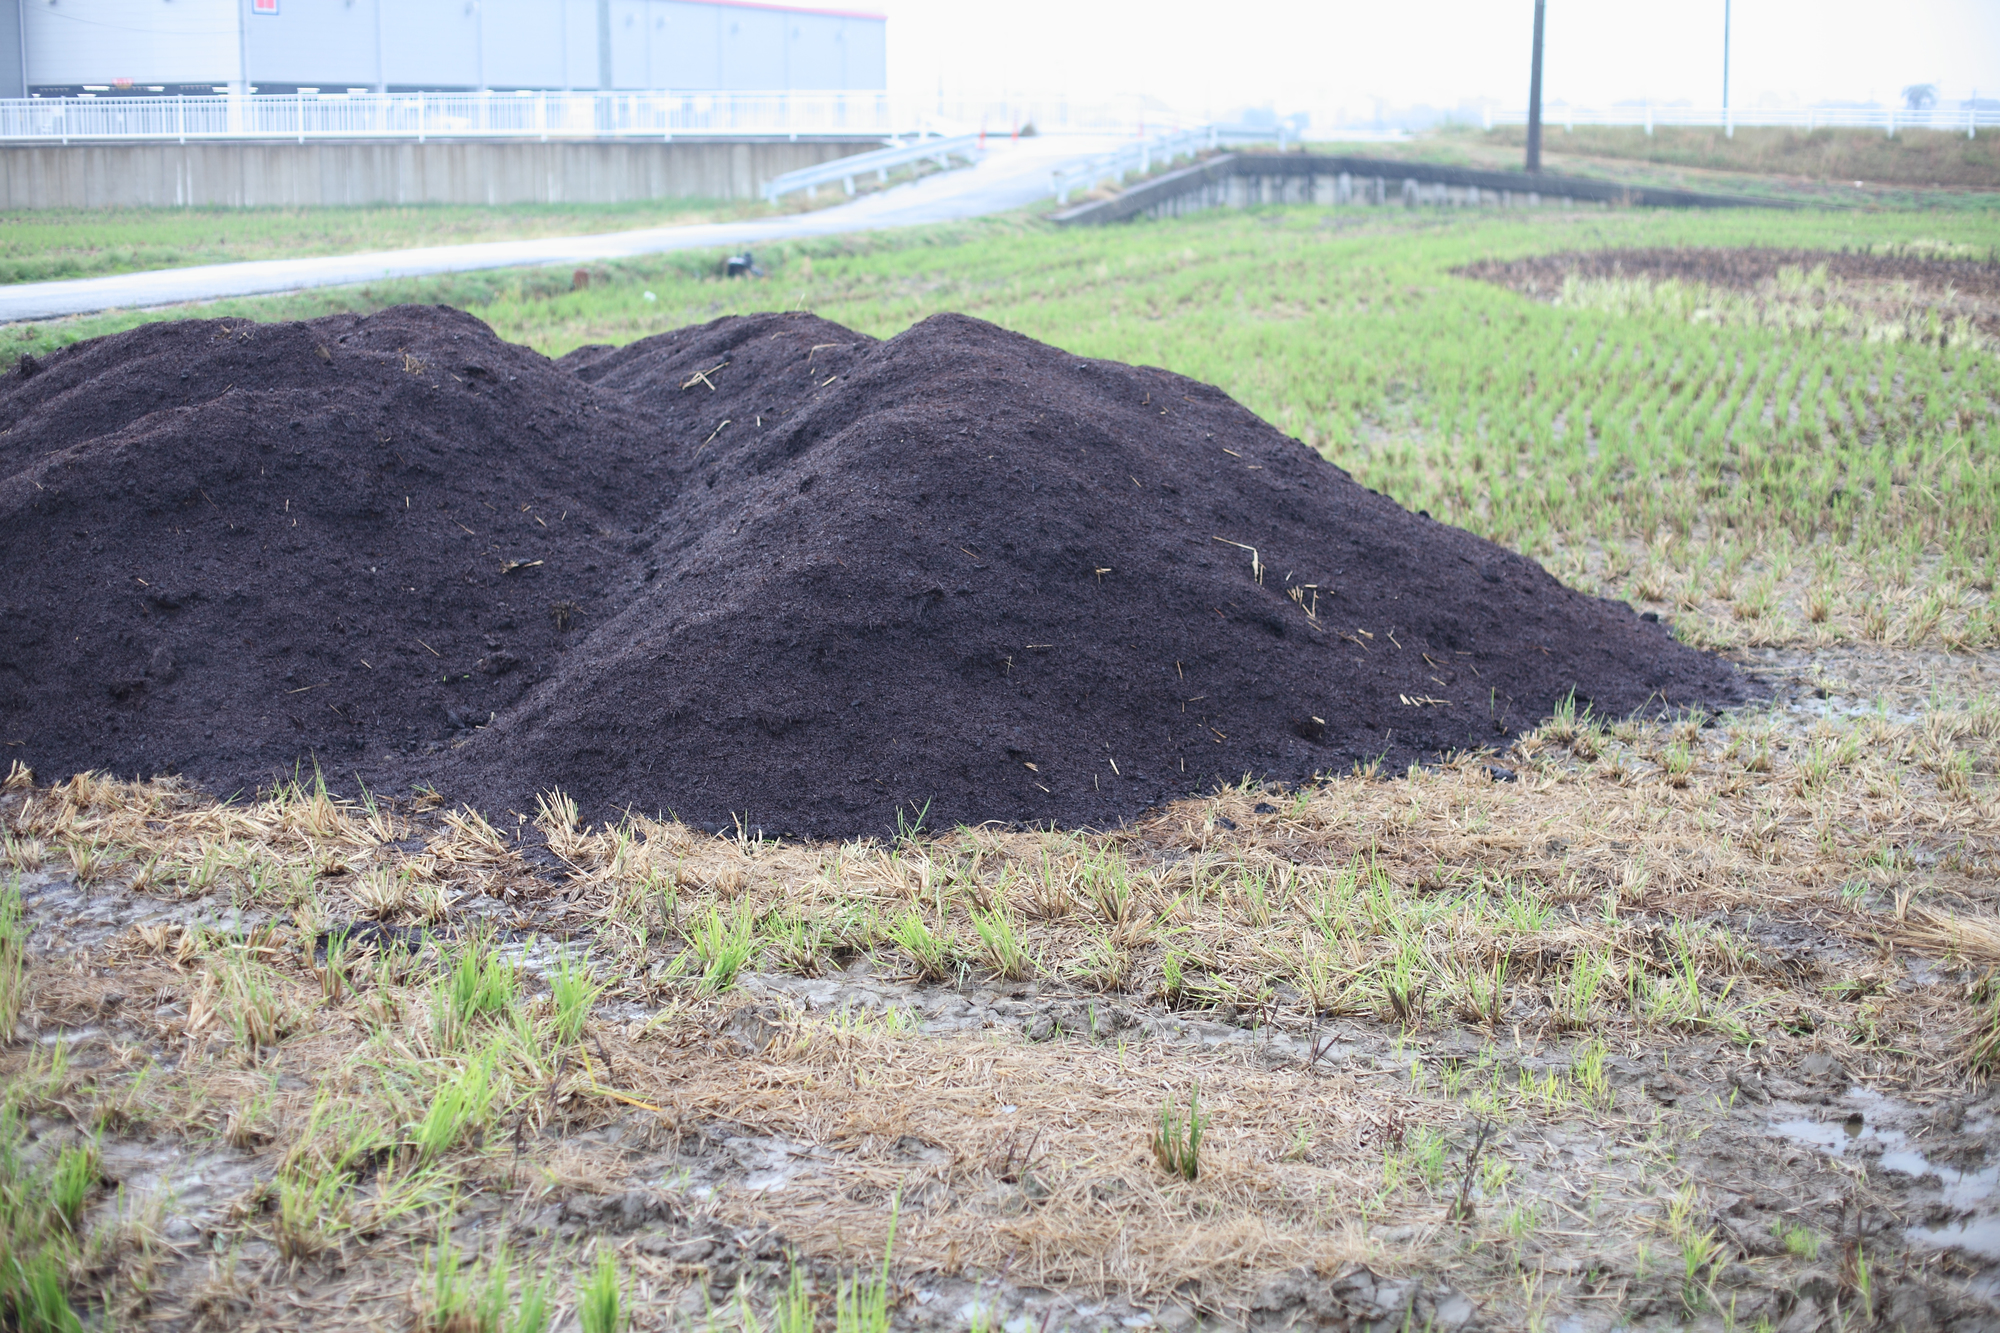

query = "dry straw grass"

[{"left": 593, "top": 1014, "right": 1388, "bottom": 1296}]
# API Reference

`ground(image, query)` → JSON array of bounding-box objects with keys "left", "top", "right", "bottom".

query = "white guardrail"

[
  {"left": 1486, "top": 104, "right": 1996, "bottom": 137},
  {"left": 0, "top": 90, "right": 899, "bottom": 143},
  {"left": 762, "top": 132, "right": 983, "bottom": 203},
  {"left": 1051, "top": 125, "right": 1294, "bottom": 206},
  {"left": 0, "top": 91, "right": 1222, "bottom": 145}
]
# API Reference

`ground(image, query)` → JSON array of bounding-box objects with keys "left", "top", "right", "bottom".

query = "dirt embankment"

[
  {"left": 0, "top": 306, "right": 1748, "bottom": 835},
  {"left": 1479, "top": 124, "right": 2000, "bottom": 190}
]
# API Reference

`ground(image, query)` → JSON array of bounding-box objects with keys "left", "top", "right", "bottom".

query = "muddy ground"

[
  {"left": 1459, "top": 247, "right": 2000, "bottom": 345},
  {"left": 4, "top": 640, "right": 1999, "bottom": 1332}
]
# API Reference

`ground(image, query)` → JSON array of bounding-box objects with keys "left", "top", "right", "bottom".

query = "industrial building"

[{"left": 0, "top": 0, "right": 887, "bottom": 98}]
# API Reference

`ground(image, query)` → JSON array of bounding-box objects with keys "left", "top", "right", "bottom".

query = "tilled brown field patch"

[{"left": 1460, "top": 245, "right": 2000, "bottom": 343}]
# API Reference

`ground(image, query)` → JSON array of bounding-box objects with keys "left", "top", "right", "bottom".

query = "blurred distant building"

[{"left": 0, "top": 0, "right": 886, "bottom": 98}]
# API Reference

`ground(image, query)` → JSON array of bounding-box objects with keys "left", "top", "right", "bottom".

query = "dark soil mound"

[
  {"left": 1, "top": 305, "right": 1749, "bottom": 836},
  {"left": 0, "top": 306, "right": 667, "bottom": 797}
]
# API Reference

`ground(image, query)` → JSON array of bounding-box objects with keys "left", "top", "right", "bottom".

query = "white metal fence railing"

[
  {"left": 762, "top": 132, "right": 984, "bottom": 203},
  {"left": 0, "top": 91, "right": 1220, "bottom": 145},
  {"left": 1486, "top": 104, "right": 1996, "bottom": 137},
  {"left": 1051, "top": 125, "right": 1290, "bottom": 206},
  {"left": 0, "top": 90, "right": 899, "bottom": 143}
]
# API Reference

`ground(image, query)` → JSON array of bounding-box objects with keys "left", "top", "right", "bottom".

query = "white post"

[
  {"left": 1482, "top": 104, "right": 1491, "bottom": 131},
  {"left": 297, "top": 89, "right": 304, "bottom": 143},
  {"left": 1645, "top": 102, "right": 1652, "bottom": 135},
  {"left": 1887, "top": 104, "right": 1895, "bottom": 137},
  {"left": 1725, "top": 104, "right": 1733, "bottom": 138}
]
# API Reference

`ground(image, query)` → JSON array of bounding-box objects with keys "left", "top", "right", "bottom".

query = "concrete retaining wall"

[
  {"left": 1134, "top": 167, "right": 1561, "bottom": 220},
  {"left": 1053, "top": 152, "right": 1788, "bottom": 225},
  {"left": 0, "top": 137, "right": 883, "bottom": 209}
]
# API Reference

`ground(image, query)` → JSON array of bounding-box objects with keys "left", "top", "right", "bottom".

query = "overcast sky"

[{"left": 882, "top": 0, "right": 2000, "bottom": 122}]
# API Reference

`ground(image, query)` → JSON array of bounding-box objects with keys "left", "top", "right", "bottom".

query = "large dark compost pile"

[{"left": 0, "top": 306, "right": 1748, "bottom": 835}]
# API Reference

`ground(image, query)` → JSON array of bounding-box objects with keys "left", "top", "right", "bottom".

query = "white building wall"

[
  {"left": 785, "top": 12, "right": 848, "bottom": 88},
  {"left": 27, "top": 0, "right": 240, "bottom": 89},
  {"left": 381, "top": 2, "right": 481, "bottom": 90},
  {"left": 717, "top": 5, "right": 785, "bottom": 88},
  {"left": 21, "top": 0, "right": 886, "bottom": 95},
  {"left": 0, "top": 0, "right": 24, "bottom": 96},
  {"left": 655, "top": 0, "right": 721, "bottom": 88},
  {"left": 244, "top": 0, "right": 380, "bottom": 90},
  {"left": 562, "top": 0, "right": 599, "bottom": 89},
  {"left": 607, "top": 0, "right": 647, "bottom": 88},
  {"left": 480, "top": 0, "right": 570, "bottom": 90}
]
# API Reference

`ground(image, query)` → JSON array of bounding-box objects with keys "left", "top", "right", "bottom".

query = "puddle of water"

[
  {"left": 1770, "top": 1117, "right": 1863, "bottom": 1155},
  {"left": 1908, "top": 1216, "right": 2000, "bottom": 1261},
  {"left": 1768, "top": 1087, "right": 1912, "bottom": 1158},
  {"left": 1878, "top": 1149, "right": 2000, "bottom": 1210},
  {"left": 1772, "top": 1091, "right": 2000, "bottom": 1264},
  {"left": 1769, "top": 1114, "right": 1909, "bottom": 1158},
  {"left": 1882, "top": 1142, "right": 2000, "bottom": 1259}
]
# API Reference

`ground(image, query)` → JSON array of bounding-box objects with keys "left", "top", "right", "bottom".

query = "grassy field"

[
  {"left": 0, "top": 197, "right": 774, "bottom": 285},
  {"left": 5, "top": 199, "right": 2000, "bottom": 1330},
  {"left": 1476, "top": 124, "right": 2000, "bottom": 190},
  {"left": 1321, "top": 127, "right": 2000, "bottom": 212}
]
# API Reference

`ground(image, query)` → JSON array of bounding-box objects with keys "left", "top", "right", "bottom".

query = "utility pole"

[
  {"left": 1722, "top": 0, "right": 1732, "bottom": 136},
  {"left": 1525, "top": 0, "right": 1545, "bottom": 173}
]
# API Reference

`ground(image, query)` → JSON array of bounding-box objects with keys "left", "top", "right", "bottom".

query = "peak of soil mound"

[
  {"left": 0, "top": 306, "right": 665, "bottom": 796},
  {"left": 1, "top": 306, "right": 1749, "bottom": 836}
]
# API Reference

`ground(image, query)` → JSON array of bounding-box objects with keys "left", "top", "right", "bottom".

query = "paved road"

[{"left": 0, "top": 134, "right": 1120, "bottom": 322}]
